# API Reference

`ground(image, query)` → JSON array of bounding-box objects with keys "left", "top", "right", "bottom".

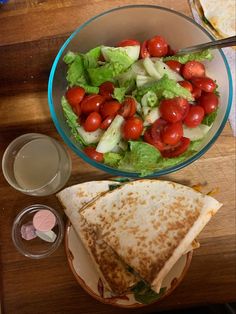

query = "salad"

[{"left": 61, "top": 35, "right": 219, "bottom": 176}]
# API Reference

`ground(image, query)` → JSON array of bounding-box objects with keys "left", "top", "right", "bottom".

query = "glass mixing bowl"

[{"left": 48, "top": 5, "right": 232, "bottom": 178}]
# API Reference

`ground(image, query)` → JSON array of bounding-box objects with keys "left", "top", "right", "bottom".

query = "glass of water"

[{"left": 2, "top": 133, "right": 71, "bottom": 196}]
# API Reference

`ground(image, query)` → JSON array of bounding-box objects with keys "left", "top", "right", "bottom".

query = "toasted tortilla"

[
  {"left": 57, "top": 181, "right": 138, "bottom": 294},
  {"left": 81, "top": 179, "right": 222, "bottom": 293},
  {"left": 199, "top": 0, "right": 236, "bottom": 38}
]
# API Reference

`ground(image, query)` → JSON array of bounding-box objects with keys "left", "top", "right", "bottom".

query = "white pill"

[{"left": 36, "top": 230, "right": 57, "bottom": 243}]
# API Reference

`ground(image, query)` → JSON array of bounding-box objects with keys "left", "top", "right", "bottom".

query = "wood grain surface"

[{"left": 0, "top": 1, "right": 236, "bottom": 314}]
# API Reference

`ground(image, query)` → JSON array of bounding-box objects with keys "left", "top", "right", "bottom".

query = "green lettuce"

[
  {"left": 104, "top": 152, "right": 123, "bottom": 167},
  {"left": 154, "top": 140, "right": 201, "bottom": 170},
  {"left": 202, "top": 109, "right": 218, "bottom": 126},
  {"left": 112, "top": 87, "right": 127, "bottom": 103},
  {"left": 83, "top": 46, "right": 101, "bottom": 69},
  {"left": 141, "top": 91, "right": 158, "bottom": 107},
  {"left": 163, "top": 49, "right": 213, "bottom": 64},
  {"left": 78, "top": 84, "right": 99, "bottom": 94},
  {"left": 66, "top": 54, "right": 87, "bottom": 86},
  {"left": 101, "top": 46, "right": 138, "bottom": 67},
  {"left": 63, "top": 51, "right": 77, "bottom": 64},
  {"left": 118, "top": 141, "right": 161, "bottom": 177},
  {"left": 87, "top": 62, "right": 125, "bottom": 86},
  {"left": 117, "top": 139, "right": 202, "bottom": 176},
  {"left": 87, "top": 46, "right": 139, "bottom": 87},
  {"left": 61, "top": 96, "right": 85, "bottom": 145},
  {"left": 134, "top": 75, "right": 193, "bottom": 102},
  {"left": 131, "top": 281, "right": 166, "bottom": 305}
]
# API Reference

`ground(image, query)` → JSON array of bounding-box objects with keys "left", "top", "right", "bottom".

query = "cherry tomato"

[
  {"left": 182, "top": 61, "right": 205, "bottom": 80},
  {"left": 140, "top": 40, "right": 150, "bottom": 58},
  {"left": 192, "top": 86, "right": 202, "bottom": 99},
  {"left": 147, "top": 35, "right": 168, "bottom": 57},
  {"left": 191, "top": 77, "right": 216, "bottom": 93},
  {"left": 100, "top": 115, "right": 114, "bottom": 130},
  {"left": 143, "top": 128, "right": 155, "bottom": 144},
  {"left": 66, "top": 87, "right": 85, "bottom": 107},
  {"left": 80, "top": 95, "right": 105, "bottom": 114},
  {"left": 119, "top": 97, "right": 136, "bottom": 118},
  {"left": 122, "top": 117, "right": 143, "bottom": 140},
  {"left": 83, "top": 112, "right": 102, "bottom": 132},
  {"left": 83, "top": 147, "right": 103, "bottom": 162},
  {"left": 144, "top": 128, "right": 165, "bottom": 151},
  {"left": 165, "top": 60, "right": 182, "bottom": 73},
  {"left": 79, "top": 114, "right": 86, "bottom": 125},
  {"left": 184, "top": 105, "right": 205, "bottom": 128},
  {"left": 161, "top": 122, "right": 183, "bottom": 145},
  {"left": 197, "top": 92, "right": 219, "bottom": 114},
  {"left": 99, "top": 81, "right": 115, "bottom": 100},
  {"left": 100, "top": 100, "right": 121, "bottom": 118},
  {"left": 116, "top": 39, "right": 140, "bottom": 47},
  {"left": 179, "top": 80, "right": 193, "bottom": 93},
  {"left": 161, "top": 137, "right": 190, "bottom": 158},
  {"left": 160, "top": 98, "right": 184, "bottom": 123},
  {"left": 167, "top": 45, "right": 176, "bottom": 56},
  {"left": 73, "top": 103, "right": 81, "bottom": 117},
  {"left": 145, "top": 118, "right": 167, "bottom": 151}
]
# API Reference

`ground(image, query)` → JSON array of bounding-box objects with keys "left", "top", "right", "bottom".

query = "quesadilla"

[
  {"left": 196, "top": 0, "right": 236, "bottom": 38},
  {"left": 57, "top": 181, "right": 138, "bottom": 294},
  {"left": 81, "top": 179, "right": 222, "bottom": 293}
]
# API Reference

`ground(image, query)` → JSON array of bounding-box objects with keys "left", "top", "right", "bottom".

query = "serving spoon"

[{"left": 176, "top": 35, "right": 236, "bottom": 55}]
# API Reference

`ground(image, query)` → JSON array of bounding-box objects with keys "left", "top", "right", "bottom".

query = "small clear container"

[
  {"left": 2, "top": 133, "right": 71, "bottom": 196},
  {"left": 12, "top": 204, "right": 64, "bottom": 259}
]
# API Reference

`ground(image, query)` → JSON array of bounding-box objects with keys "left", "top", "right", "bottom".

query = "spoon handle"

[{"left": 177, "top": 36, "right": 236, "bottom": 55}]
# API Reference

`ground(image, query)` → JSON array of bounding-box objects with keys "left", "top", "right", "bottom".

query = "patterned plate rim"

[{"left": 65, "top": 221, "right": 193, "bottom": 308}]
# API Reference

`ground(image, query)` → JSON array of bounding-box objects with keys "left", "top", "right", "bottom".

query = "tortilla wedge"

[
  {"left": 57, "top": 181, "right": 138, "bottom": 294},
  {"left": 81, "top": 179, "right": 222, "bottom": 293},
  {"left": 197, "top": 0, "right": 235, "bottom": 38}
]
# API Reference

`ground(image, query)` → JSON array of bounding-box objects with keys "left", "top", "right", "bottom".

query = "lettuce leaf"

[
  {"left": 118, "top": 141, "right": 161, "bottom": 177},
  {"left": 117, "top": 139, "right": 201, "bottom": 176},
  {"left": 61, "top": 96, "right": 85, "bottom": 145},
  {"left": 141, "top": 91, "right": 158, "bottom": 107},
  {"left": 112, "top": 87, "right": 127, "bottom": 103},
  {"left": 154, "top": 140, "right": 201, "bottom": 170},
  {"left": 78, "top": 84, "right": 99, "bottom": 94},
  {"left": 83, "top": 46, "right": 101, "bottom": 69},
  {"left": 66, "top": 54, "right": 87, "bottom": 86},
  {"left": 63, "top": 51, "right": 77, "bottom": 64},
  {"left": 104, "top": 152, "right": 123, "bottom": 167},
  {"left": 202, "top": 109, "right": 218, "bottom": 126},
  {"left": 101, "top": 46, "right": 139, "bottom": 65},
  {"left": 131, "top": 281, "right": 166, "bottom": 305},
  {"left": 134, "top": 75, "right": 193, "bottom": 102},
  {"left": 87, "top": 62, "right": 125, "bottom": 86},
  {"left": 163, "top": 49, "right": 213, "bottom": 64}
]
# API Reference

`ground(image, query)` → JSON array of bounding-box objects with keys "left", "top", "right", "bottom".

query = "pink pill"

[
  {"left": 21, "top": 223, "right": 36, "bottom": 241},
  {"left": 33, "top": 209, "right": 56, "bottom": 232}
]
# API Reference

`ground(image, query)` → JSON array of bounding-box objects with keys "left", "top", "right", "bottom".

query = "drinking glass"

[{"left": 2, "top": 133, "right": 71, "bottom": 196}]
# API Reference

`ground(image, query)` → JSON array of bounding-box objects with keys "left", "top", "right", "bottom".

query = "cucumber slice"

[
  {"left": 77, "top": 127, "right": 104, "bottom": 144},
  {"left": 131, "top": 59, "right": 147, "bottom": 76},
  {"left": 96, "top": 115, "right": 125, "bottom": 153},
  {"left": 136, "top": 75, "right": 155, "bottom": 87},
  {"left": 144, "top": 108, "right": 161, "bottom": 126},
  {"left": 141, "top": 91, "right": 158, "bottom": 108},
  {"left": 143, "top": 58, "right": 162, "bottom": 80},
  {"left": 183, "top": 124, "right": 212, "bottom": 141},
  {"left": 154, "top": 59, "right": 183, "bottom": 81},
  {"left": 122, "top": 45, "right": 140, "bottom": 61}
]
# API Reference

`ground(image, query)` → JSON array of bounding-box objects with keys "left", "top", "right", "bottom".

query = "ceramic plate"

[{"left": 65, "top": 222, "right": 193, "bottom": 308}]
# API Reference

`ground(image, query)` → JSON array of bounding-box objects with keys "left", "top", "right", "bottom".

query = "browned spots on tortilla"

[{"left": 76, "top": 190, "right": 87, "bottom": 198}]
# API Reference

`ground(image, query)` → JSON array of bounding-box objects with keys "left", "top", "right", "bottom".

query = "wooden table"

[{"left": 0, "top": 1, "right": 235, "bottom": 313}]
